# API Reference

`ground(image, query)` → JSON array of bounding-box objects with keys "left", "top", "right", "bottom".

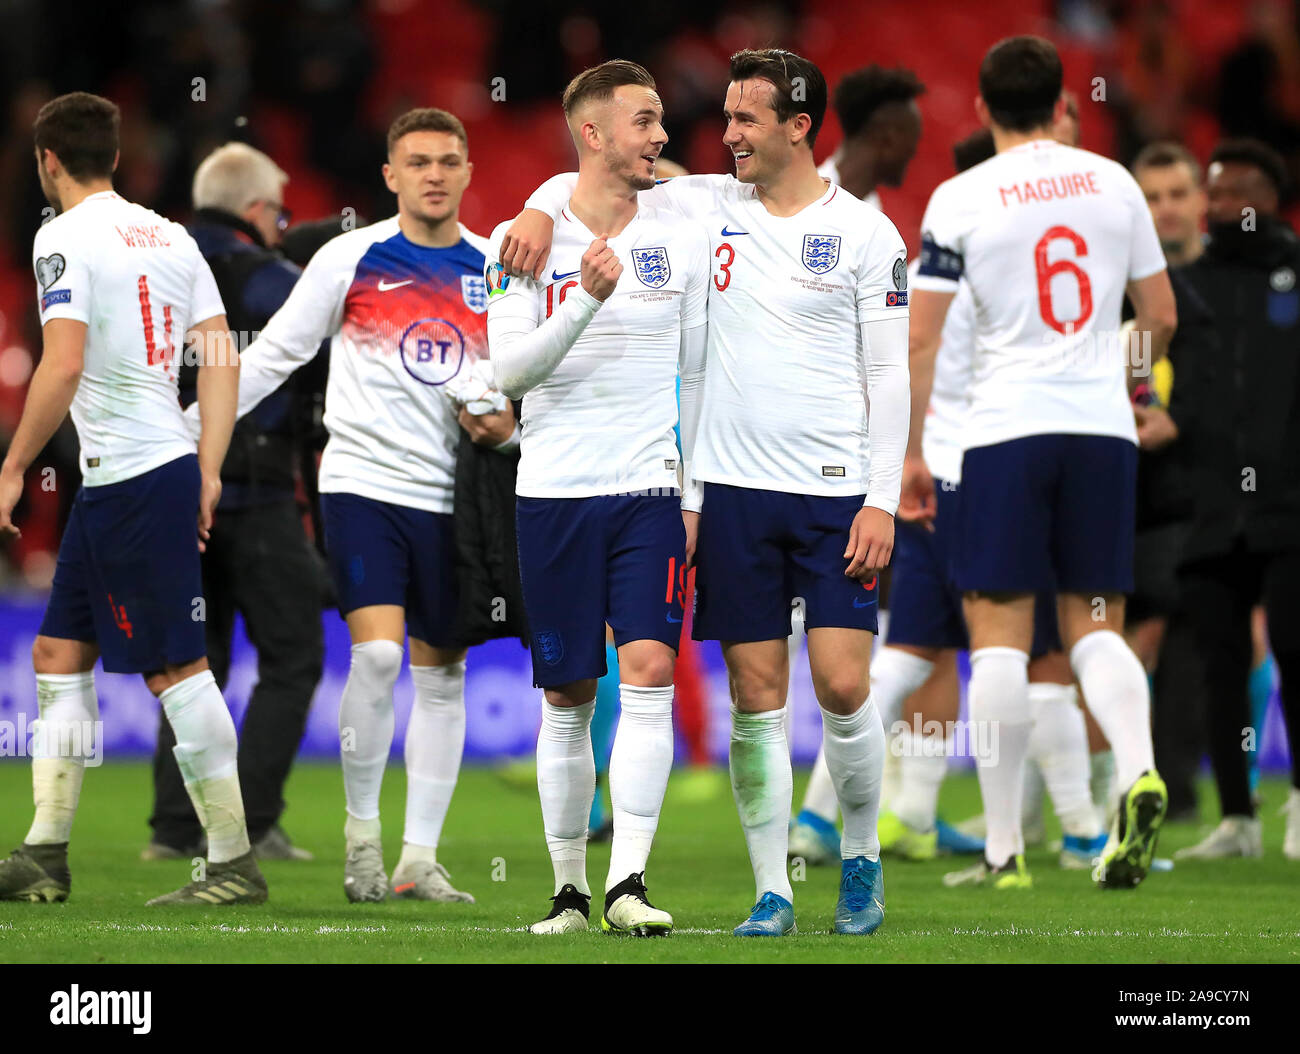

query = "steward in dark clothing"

[
  {"left": 147, "top": 208, "right": 325, "bottom": 858},
  {"left": 1132, "top": 269, "right": 1214, "bottom": 819},
  {"left": 1174, "top": 203, "right": 1300, "bottom": 821}
]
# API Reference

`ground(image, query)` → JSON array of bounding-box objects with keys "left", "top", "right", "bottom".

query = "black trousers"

[
  {"left": 1151, "top": 613, "right": 1207, "bottom": 816},
  {"left": 148, "top": 500, "right": 325, "bottom": 848},
  {"left": 1179, "top": 542, "right": 1300, "bottom": 818}
]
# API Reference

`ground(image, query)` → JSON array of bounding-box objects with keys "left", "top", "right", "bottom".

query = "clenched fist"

[{"left": 582, "top": 236, "right": 622, "bottom": 302}]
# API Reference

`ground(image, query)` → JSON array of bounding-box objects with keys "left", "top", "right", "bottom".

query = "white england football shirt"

[
  {"left": 32, "top": 191, "right": 225, "bottom": 487},
  {"left": 641, "top": 175, "right": 908, "bottom": 512},
  {"left": 914, "top": 139, "right": 1166, "bottom": 449},
  {"left": 191, "top": 218, "right": 492, "bottom": 514},
  {"left": 486, "top": 205, "right": 709, "bottom": 498}
]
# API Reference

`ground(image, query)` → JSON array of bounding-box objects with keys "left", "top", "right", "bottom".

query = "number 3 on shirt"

[
  {"left": 1034, "top": 226, "right": 1093, "bottom": 335},
  {"left": 714, "top": 242, "right": 735, "bottom": 292}
]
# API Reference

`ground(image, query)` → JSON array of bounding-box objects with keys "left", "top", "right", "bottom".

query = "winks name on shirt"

[{"left": 114, "top": 223, "right": 172, "bottom": 248}]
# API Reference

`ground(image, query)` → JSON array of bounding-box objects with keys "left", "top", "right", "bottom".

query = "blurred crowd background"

[
  {"left": 0, "top": 0, "right": 1295, "bottom": 584},
  {"left": 0, "top": 0, "right": 1294, "bottom": 584}
]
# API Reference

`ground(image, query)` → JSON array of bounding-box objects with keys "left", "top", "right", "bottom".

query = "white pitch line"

[{"left": 3, "top": 920, "right": 1296, "bottom": 941}]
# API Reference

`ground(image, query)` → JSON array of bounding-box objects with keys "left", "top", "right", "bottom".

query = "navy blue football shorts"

[
  {"left": 516, "top": 492, "right": 685, "bottom": 688},
  {"left": 321, "top": 491, "right": 459, "bottom": 647},
  {"left": 692, "top": 483, "right": 879, "bottom": 643},
  {"left": 40, "top": 454, "right": 207, "bottom": 674}
]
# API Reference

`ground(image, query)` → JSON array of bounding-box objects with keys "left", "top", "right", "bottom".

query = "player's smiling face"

[
  {"left": 383, "top": 130, "right": 472, "bottom": 227},
  {"left": 723, "top": 79, "right": 794, "bottom": 186},
  {"left": 596, "top": 85, "right": 667, "bottom": 191}
]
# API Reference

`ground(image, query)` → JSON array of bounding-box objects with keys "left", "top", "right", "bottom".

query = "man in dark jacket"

[
  {"left": 1150, "top": 139, "right": 1300, "bottom": 860},
  {"left": 1128, "top": 142, "right": 1211, "bottom": 822},
  {"left": 144, "top": 143, "right": 324, "bottom": 861}
]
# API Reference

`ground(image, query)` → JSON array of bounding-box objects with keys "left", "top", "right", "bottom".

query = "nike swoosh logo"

[
  {"left": 551, "top": 270, "right": 580, "bottom": 281},
  {"left": 377, "top": 279, "right": 414, "bottom": 291},
  {"left": 666, "top": 613, "right": 683, "bottom": 624},
  {"left": 852, "top": 597, "right": 874, "bottom": 609},
  {"left": 721, "top": 227, "right": 749, "bottom": 237}
]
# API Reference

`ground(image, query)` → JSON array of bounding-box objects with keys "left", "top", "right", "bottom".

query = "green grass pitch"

[{"left": 1, "top": 761, "right": 1297, "bottom": 963}]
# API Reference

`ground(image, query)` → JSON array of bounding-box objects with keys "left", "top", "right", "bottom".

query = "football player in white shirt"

[
  {"left": 502, "top": 48, "right": 911, "bottom": 937},
  {"left": 485, "top": 61, "right": 709, "bottom": 936},
  {"left": 188, "top": 108, "right": 513, "bottom": 904},
  {"left": 905, "top": 37, "right": 1178, "bottom": 890},
  {"left": 793, "top": 62, "right": 933, "bottom": 861},
  {"left": 816, "top": 64, "right": 925, "bottom": 213},
  {"left": 0, "top": 92, "right": 267, "bottom": 906}
]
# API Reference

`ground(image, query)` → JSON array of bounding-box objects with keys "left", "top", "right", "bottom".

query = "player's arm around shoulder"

[{"left": 500, "top": 172, "right": 724, "bottom": 278}]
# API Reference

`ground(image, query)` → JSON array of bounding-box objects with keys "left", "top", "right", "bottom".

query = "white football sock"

[
  {"left": 784, "top": 603, "right": 805, "bottom": 749},
  {"left": 895, "top": 730, "right": 950, "bottom": 833},
  {"left": 1069, "top": 630, "right": 1156, "bottom": 790},
  {"left": 401, "top": 661, "right": 466, "bottom": 857},
  {"left": 537, "top": 699, "right": 595, "bottom": 896},
  {"left": 868, "top": 646, "right": 935, "bottom": 733},
  {"left": 26, "top": 672, "right": 98, "bottom": 845},
  {"left": 819, "top": 697, "right": 884, "bottom": 860},
  {"left": 1027, "top": 683, "right": 1101, "bottom": 839},
  {"left": 1022, "top": 756, "right": 1045, "bottom": 832},
  {"left": 968, "top": 647, "right": 1032, "bottom": 867},
  {"left": 339, "top": 639, "right": 403, "bottom": 823},
  {"left": 161, "top": 670, "right": 249, "bottom": 864},
  {"left": 345, "top": 813, "right": 381, "bottom": 845},
  {"left": 1091, "top": 749, "right": 1116, "bottom": 815},
  {"left": 606, "top": 684, "right": 675, "bottom": 890},
  {"left": 730, "top": 707, "right": 794, "bottom": 903},
  {"left": 799, "top": 745, "right": 840, "bottom": 823},
  {"left": 881, "top": 732, "right": 903, "bottom": 810}
]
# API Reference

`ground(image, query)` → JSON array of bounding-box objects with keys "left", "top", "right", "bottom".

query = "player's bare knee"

[
  {"left": 815, "top": 671, "right": 869, "bottom": 715},
  {"left": 618, "top": 647, "right": 675, "bottom": 688},
  {"left": 31, "top": 636, "right": 62, "bottom": 674},
  {"left": 544, "top": 680, "right": 597, "bottom": 708},
  {"left": 729, "top": 668, "right": 784, "bottom": 712},
  {"left": 31, "top": 635, "right": 96, "bottom": 675}
]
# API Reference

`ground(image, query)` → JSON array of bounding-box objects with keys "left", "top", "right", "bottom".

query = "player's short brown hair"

[
  {"left": 562, "top": 60, "right": 657, "bottom": 119},
  {"left": 387, "top": 108, "right": 467, "bottom": 156},
  {"left": 728, "top": 48, "right": 828, "bottom": 150},
  {"left": 979, "top": 36, "right": 1062, "bottom": 133},
  {"left": 34, "top": 92, "right": 120, "bottom": 182},
  {"left": 1132, "top": 141, "right": 1202, "bottom": 185}
]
